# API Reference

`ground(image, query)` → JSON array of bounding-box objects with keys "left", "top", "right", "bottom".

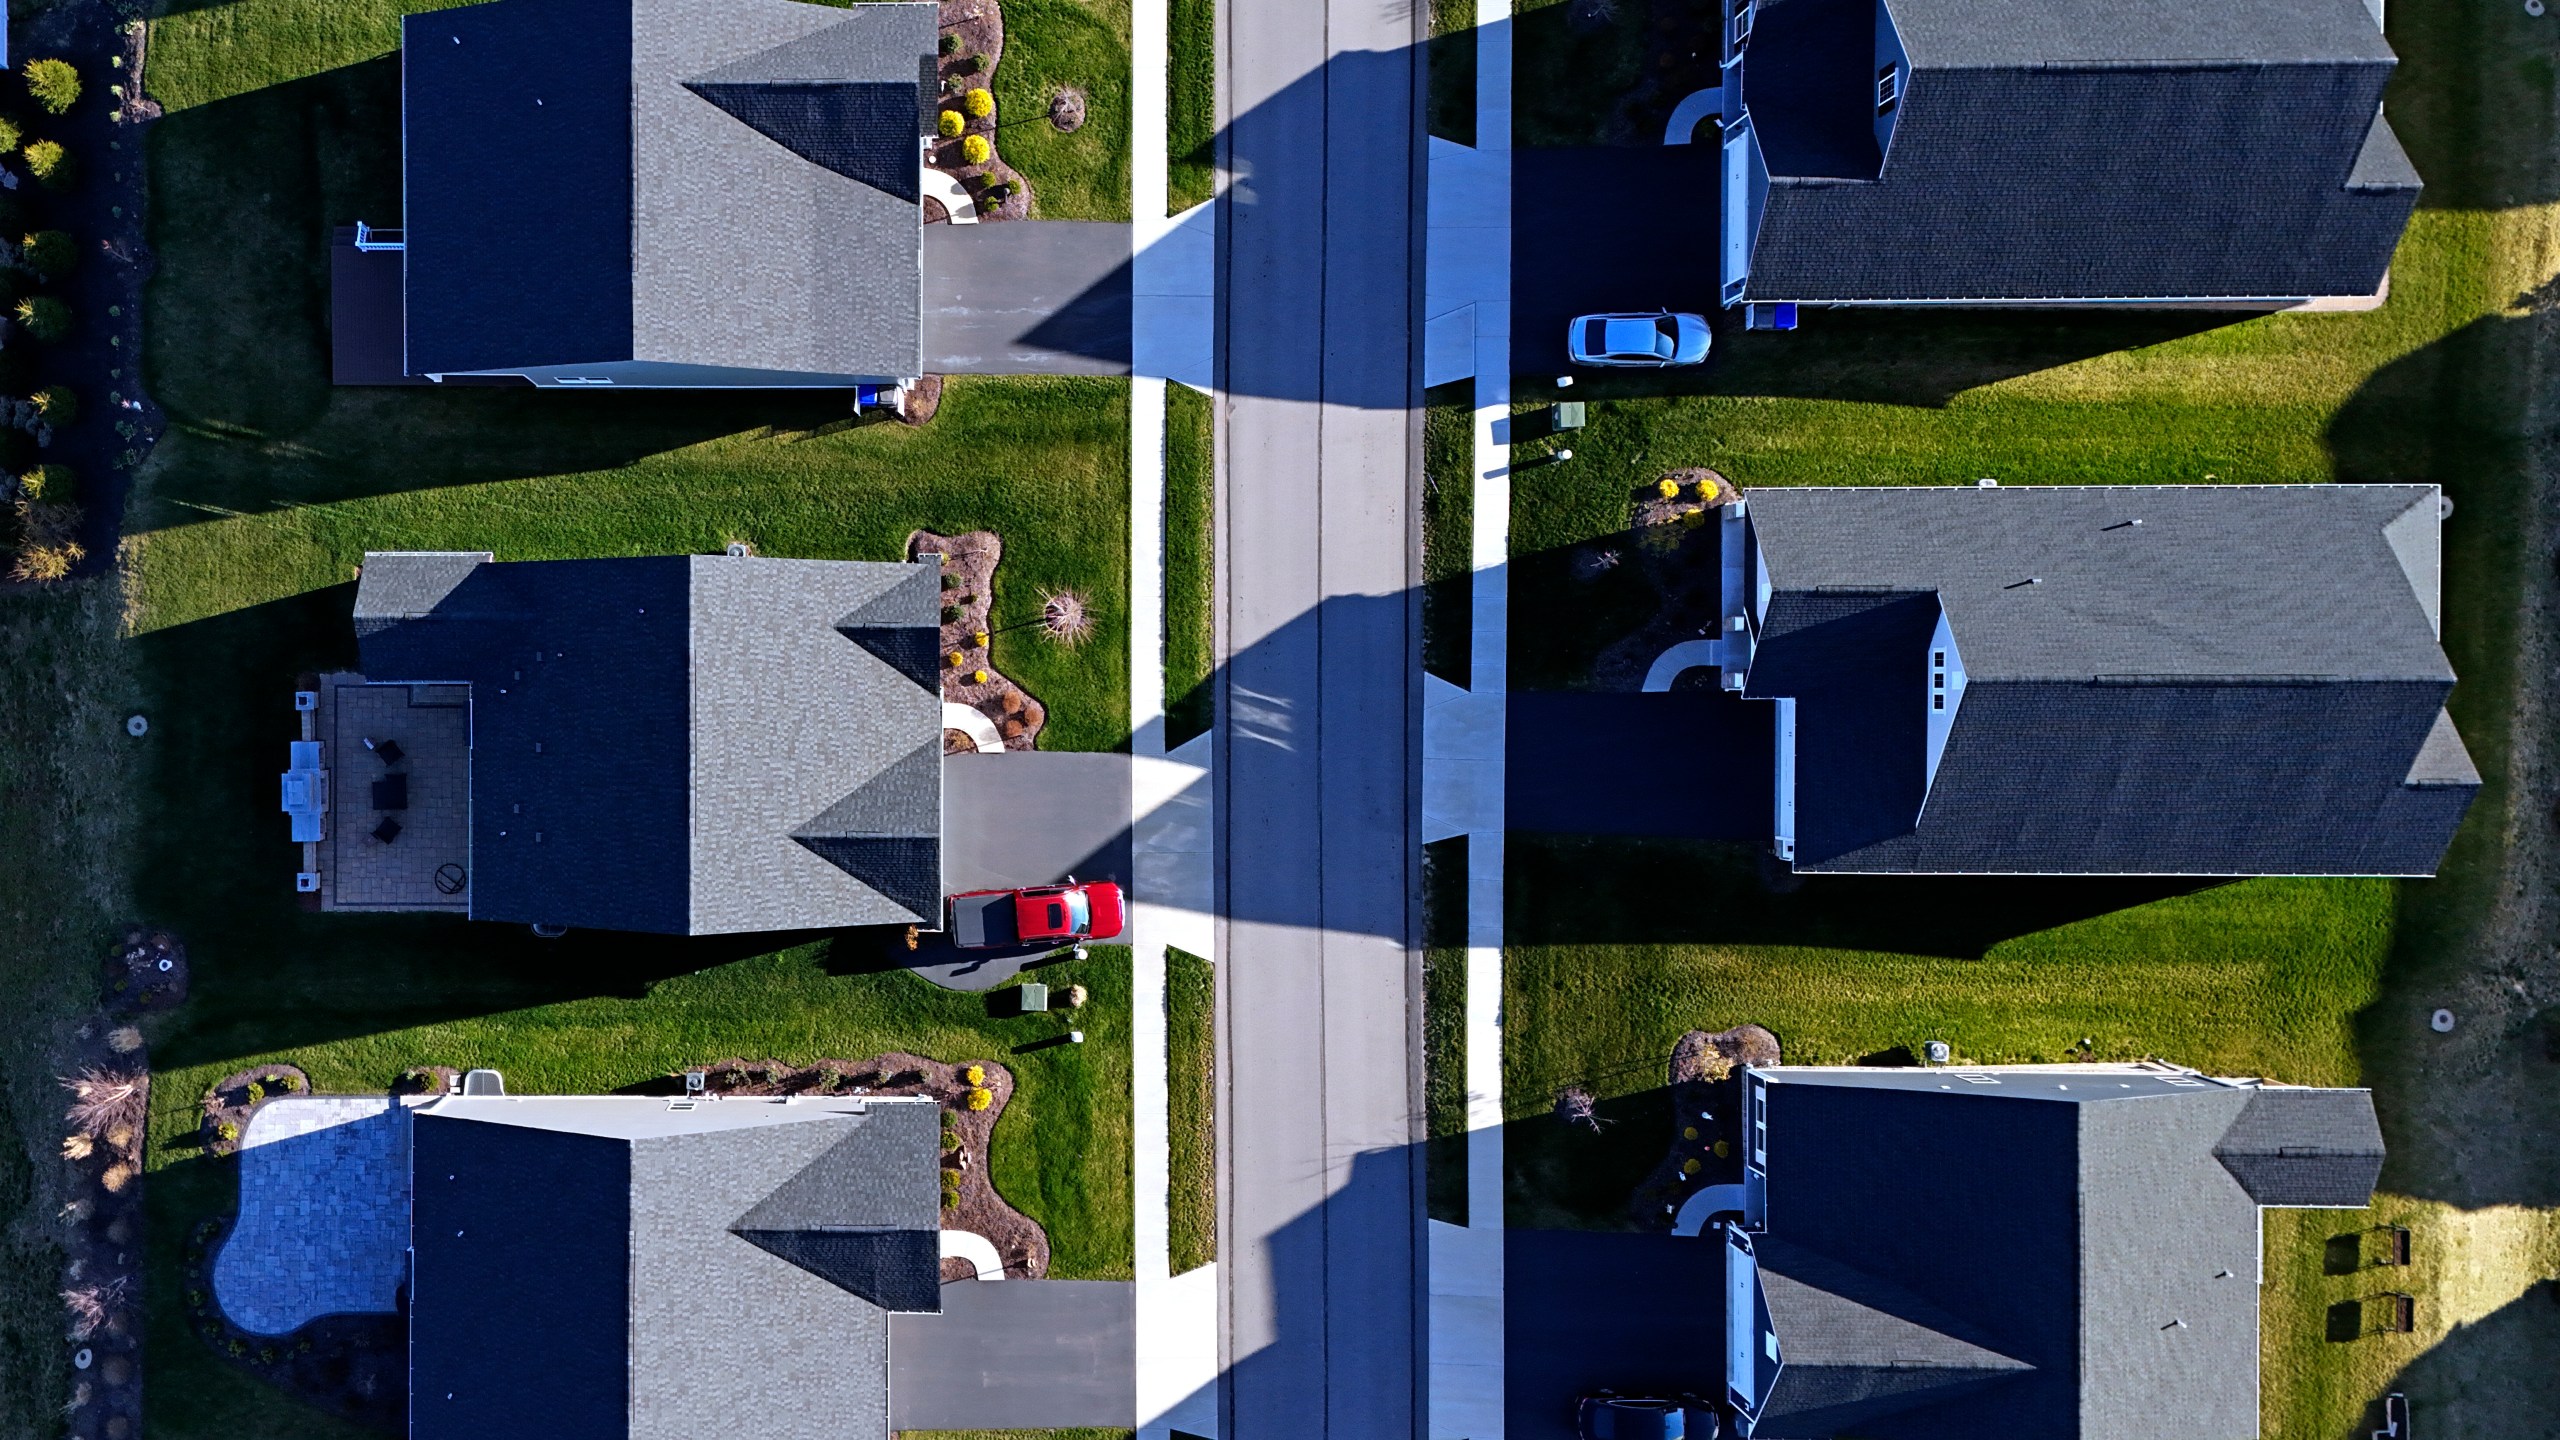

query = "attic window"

[{"left": 1875, "top": 65, "right": 1901, "bottom": 115}]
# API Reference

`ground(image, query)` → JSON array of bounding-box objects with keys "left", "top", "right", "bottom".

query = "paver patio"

[{"left": 212, "top": 1096, "right": 414, "bottom": 1336}]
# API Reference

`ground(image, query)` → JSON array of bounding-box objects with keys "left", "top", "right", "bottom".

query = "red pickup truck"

[{"left": 947, "top": 880, "right": 1126, "bottom": 950}]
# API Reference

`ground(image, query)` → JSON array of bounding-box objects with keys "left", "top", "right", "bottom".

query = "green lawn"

[
  {"left": 1164, "top": 381, "right": 1214, "bottom": 747},
  {"left": 0, "top": 583, "right": 141, "bottom": 1439},
  {"left": 1423, "top": 837, "right": 1468, "bottom": 1225},
  {"left": 1166, "top": 0, "right": 1214, "bottom": 212},
  {"left": 993, "top": 0, "right": 1135, "bottom": 221},
  {"left": 1422, "top": 381, "right": 1473, "bottom": 686},
  {"left": 1166, "top": 945, "right": 1215, "bottom": 1273},
  {"left": 1428, "top": 0, "right": 1477, "bottom": 146}
]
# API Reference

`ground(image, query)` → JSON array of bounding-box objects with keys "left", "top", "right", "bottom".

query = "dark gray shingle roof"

[
  {"left": 1741, "top": 0, "right": 2415, "bottom": 302},
  {"left": 1741, "top": 485, "right": 2475, "bottom": 875},
  {"left": 355, "top": 552, "right": 942, "bottom": 933},
  {"left": 402, "top": 0, "right": 933, "bottom": 380},
  {"left": 414, "top": 1097, "right": 941, "bottom": 1440},
  {"left": 1754, "top": 1066, "right": 2380, "bottom": 1440},
  {"left": 2211, "top": 1087, "right": 2387, "bottom": 1206}
]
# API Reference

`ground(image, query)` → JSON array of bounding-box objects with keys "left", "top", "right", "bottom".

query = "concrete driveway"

[
  {"left": 1512, "top": 147, "right": 1724, "bottom": 375},
  {"left": 1506, "top": 690, "right": 1773, "bottom": 839},
  {"left": 922, "top": 221, "right": 1131, "bottom": 374},
  {"left": 1504, "top": 1230, "right": 1727, "bottom": 1438},
  {"left": 888, "top": 1278, "right": 1136, "bottom": 1428}
]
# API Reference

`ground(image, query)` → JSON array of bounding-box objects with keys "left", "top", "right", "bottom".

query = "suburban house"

[
  {"left": 1717, "top": 1062, "right": 2385, "bottom": 1440},
  {"left": 1711, "top": 483, "right": 2477, "bottom": 875},
  {"left": 332, "top": 0, "right": 937, "bottom": 387},
  {"left": 342, "top": 550, "right": 946, "bottom": 932},
  {"left": 410, "top": 1093, "right": 942, "bottom": 1440},
  {"left": 1708, "top": 0, "right": 2419, "bottom": 310}
]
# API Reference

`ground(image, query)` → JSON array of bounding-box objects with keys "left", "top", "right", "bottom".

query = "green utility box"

[
  {"left": 1552, "top": 401, "right": 1587, "bottom": 431},
  {"left": 1017, "top": 982, "right": 1050, "bottom": 1014}
]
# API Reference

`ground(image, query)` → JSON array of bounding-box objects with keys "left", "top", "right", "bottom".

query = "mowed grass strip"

[
  {"left": 1166, "top": 945, "right": 1215, "bottom": 1274},
  {"left": 144, "top": 947, "right": 1135, "bottom": 1440},
  {"left": 1163, "top": 380, "right": 1214, "bottom": 747},
  {"left": 1166, "top": 0, "right": 1214, "bottom": 212},
  {"left": 1422, "top": 380, "right": 1473, "bottom": 686}
]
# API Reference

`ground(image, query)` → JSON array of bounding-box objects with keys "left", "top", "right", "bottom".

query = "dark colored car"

[{"left": 1577, "top": 1392, "right": 1716, "bottom": 1440}]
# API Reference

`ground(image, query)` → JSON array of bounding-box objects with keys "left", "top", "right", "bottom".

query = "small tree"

[
  {"left": 937, "top": 108, "right": 964, "bottom": 138},
  {"left": 962, "top": 87, "right": 993, "bottom": 120},
  {"left": 12, "top": 294, "right": 66, "bottom": 340},
  {"left": 23, "top": 59, "right": 79, "bottom": 116},
  {"left": 961, "top": 133, "right": 990, "bottom": 166},
  {"left": 939, "top": 31, "right": 960, "bottom": 54},
  {"left": 30, "top": 385, "right": 74, "bottom": 426},
  {"left": 21, "top": 229, "right": 71, "bottom": 278},
  {"left": 1554, "top": 1085, "right": 1606, "bottom": 1133},
  {"left": 17, "top": 463, "right": 74, "bottom": 503},
  {"left": 22, "top": 139, "right": 70, "bottom": 189},
  {"left": 0, "top": 116, "right": 22, "bottom": 155}
]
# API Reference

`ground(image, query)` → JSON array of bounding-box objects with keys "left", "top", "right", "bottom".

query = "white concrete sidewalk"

[
  {"left": 1427, "top": 8, "right": 1513, "bottom": 1439},
  {"left": 1130, "top": 0, "right": 1222, "bottom": 1427}
]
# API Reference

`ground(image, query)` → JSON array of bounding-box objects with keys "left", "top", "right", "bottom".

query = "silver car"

[{"left": 1567, "top": 310, "right": 1712, "bottom": 368}]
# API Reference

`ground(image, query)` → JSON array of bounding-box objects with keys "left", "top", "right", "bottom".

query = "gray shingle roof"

[
  {"left": 414, "top": 1096, "right": 941, "bottom": 1440},
  {"left": 1739, "top": 486, "right": 2476, "bottom": 875},
  {"left": 402, "top": 0, "right": 933, "bottom": 380},
  {"left": 355, "top": 552, "right": 942, "bottom": 933},
  {"left": 1741, "top": 0, "right": 2415, "bottom": 301},
  {"left": 1751, "top": 1066, "right": 2380, "bottom": 1440},
  {"left": 2211, "top": 1087, "right": 2387, "bottom": 1206}
]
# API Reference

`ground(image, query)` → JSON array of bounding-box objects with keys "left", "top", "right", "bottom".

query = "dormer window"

[{"left": 1876, "top": 64, "right": 1901, "bottom": 115}]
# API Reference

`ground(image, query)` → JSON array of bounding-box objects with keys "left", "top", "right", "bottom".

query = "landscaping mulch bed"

[
  {"left": 912, "top": 528, "right": 1048, "bottom": 750},
  {"left": 932, "top": 0, "right": 1031, "bottom": 221},
  {"left": 101, "top": 923, "right": 185, "bottom": 1012},
  {"left": 196, "top": 1063, "right": 311, "bottom": 1157},
  {"left": 182, "top": 1217, "right": 405, "bottom": 1435},
  {"left": 1627, "top": 1023, "right": 1778, "bottom": 1229},
  {"left": 58, "top": 1019, "right": 149, "bottom": 1440},
  {"left": 1588, "top": 469, "right": 1741, "bottom": 691},
  {"left": 895, "top": 373, "right": 943, "bottom": 426},
  {"left": 670, "top": 1050, "right": 1052, "bottom": 1278}
]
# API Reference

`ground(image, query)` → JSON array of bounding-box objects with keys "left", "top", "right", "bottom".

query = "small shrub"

[
  {"left": 961, "top": 134, "right": 990, "bottom": 166},
  {"left": 1655, "top": 478, "right": 1680, "bottom": 499},
  {"left": 60, "top": 1133, "right": 90, "bottom": 1160},
  {"left": 937, "top": 108, "right": 963, "bottom": 139},
  {"left": 1680, "top": 1157, "right": 1702, "bottom": 1176},
  {"left": 970, "top": 52, "right": 988, "bottom": 74},
  {"left": 21, "top": 229, "right": 71, "bottom": 277},
  {"left": 939, "top": 31, "right": 960, "bottom": 54},
  {"left": 21, "top": 137, "right": 68, "bottom": 188},
  {"left": 962, "top": 87, "right": 993, "bottom": 120},
  {"left": 214, "top": 1121, "right": 238, "bottom": 1143},
  {"left": 100, "top": 1161, "right": 134, "bottom": 1192},
  {"left": 105, "top": 1026, "right": 140, "bottom": 1054},
  {"left": 13, "top": 294, "right": 66, "bottom": 340},
  {"left": 940, "top": 1186, "right": 960, "bottom": 1210},
  {"left": 965, "top": 1086, "right": 993, "bottom": 1111},
  {"left": 963, "top": 1064, "right": 985, "bottom": 1086},
  {"left": 31, "top": 385, "right": 74, "bottom": 425},
  {"left": 23, "top": 59, "right": 78, "bottom": 116},
  {"left": 0, "top": 116, "right": 21, "bottom": 154},
  {"left": 62, "top": 1068, "right": 143, "bottom": 1134},
  {"left": 279, "top": 1073, "right": 303, "bottom": 1092},
  {"left": 244, "top": 1081, "right": 265, "bottom": 1104},
  {"left": 941, "top": 606, "right": 962, "bottom": 623}
]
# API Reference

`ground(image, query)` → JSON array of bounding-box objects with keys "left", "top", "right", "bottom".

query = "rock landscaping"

[
  {"left": 196, "top": 1064, "right": 310, "bottom": 1158},
  {"left": 1587, "top": 468, "right": 1741, "bottom": 690},
  {"left": 930, "top": 0, "right": 1030, "bottom": 221},
  {"left": 668, "top": 1050, "right": 1053, "bottom": 1278},
  {"left": 1626, "top": 1022, "right": 1778, "bottom": 1228},
  {"left": 55, "top": 1023, "right": 150, "bottom": 1440},
  {"left": 100, "top": 924, "right": 184, "bottom": 1013},
  {"left": 913, "top": 528, "right": 1051, "bottom": 750}
]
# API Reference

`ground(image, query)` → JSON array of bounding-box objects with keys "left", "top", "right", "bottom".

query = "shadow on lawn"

[
  {"left": 1508, "top": 834, "right": 2218, "bottom": 960},
  {"left": 142, "top": 57, "right": 871, "bottom": 524}
]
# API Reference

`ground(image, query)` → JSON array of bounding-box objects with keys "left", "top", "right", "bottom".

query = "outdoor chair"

[
  {"left": 372, "top": 774, "right": 409, "bottom": 811},
  {"left": 364, "top": 737, "right": 405, "bottom": 765},
  {"left": 372, "top": 817, "right": 402, "bottom": 845}
]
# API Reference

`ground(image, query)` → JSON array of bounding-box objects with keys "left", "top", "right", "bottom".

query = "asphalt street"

[{"left": 1215, "top": 0, "right": 1427, "bottom": 1434}]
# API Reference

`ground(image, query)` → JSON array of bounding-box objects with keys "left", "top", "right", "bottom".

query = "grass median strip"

[
  {"left": 1164, "top": 381, "right": 1215, "bottom": 747},
  {"left": 1167, "top": 0, "right": 1215, "bottom": 212},
  {"left": 1166, "top": 945, "right": 1215, "bottom": 1273}
]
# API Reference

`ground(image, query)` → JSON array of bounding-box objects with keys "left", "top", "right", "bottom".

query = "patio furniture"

[
  {"left": 371, "top": 774, "right": 409, "bottom": 811},
  {"left": 364, "top": 736, "right": 405, "bottom": 765},
  {"left": 2372, "top": 1391, "right": 2409, "bottom": 1440},
  {"left": 372, "top": 817, "right": 403, "bottom": 845},
  {"left": 2380, "top": 1224, "right": 2412, "bottom": 1266},
  {"left": 2376, "top": 1292, "right": 2415, "bottom": 1333}
]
